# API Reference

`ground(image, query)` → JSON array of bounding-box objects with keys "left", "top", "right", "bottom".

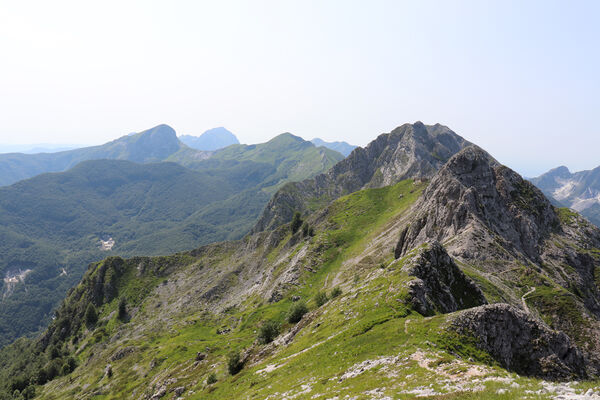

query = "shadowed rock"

[{"left": 403, "top": 242, "right": 487, "bottom": 315}]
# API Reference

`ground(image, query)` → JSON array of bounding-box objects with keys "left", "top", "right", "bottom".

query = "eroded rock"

[
  {"left": 450, "top": 304, "right": 592, "bottom": 380},
  {"left": 403, "top": 242, "right": 487, "bottom": 315}
]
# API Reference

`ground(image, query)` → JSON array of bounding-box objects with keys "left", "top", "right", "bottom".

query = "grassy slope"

[{"left": 19, "top": 180, "right": 597, "bottom": 400}]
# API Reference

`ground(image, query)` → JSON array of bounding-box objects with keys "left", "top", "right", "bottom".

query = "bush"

[
  {"left": 257, "top": 320, "right": 280, "bottom": 344},
  {"left": 21, "top": 386, "right": 35, "bottom": 400},
  {"left": 331, "top": 287, "right": 342, "bottom": 298},
  {"left": 301, "top": 222, "right": 309, "bottom": 237},
  {"left": 314, "top": 291, "right": 328, "bottom": 307},
  {"left": 308, "top": 226, "right": 315, "bottom": 236},
  {"left": 206, "top": 372, "right": 217, "bottom": 385},
  {"left": 48, "top": 344, "right": 61, "bottom": 359},
  {"left": 227, "top": 352, "right": 244, "bottom": 375},
  {"left": 118, "top": 297, "right": 127, "bottom": 321},
  {"left": 287, "top": 302, "right": 308, "bottom": 323},
  {"left": 291, "top": 212, "right": 302, "bottom": 233},
  {"left": 85, "top": 303, "right": 98, "bottom": 328},
  {"left": 61, "top": 363, "right": 71, "bottom": 376}
]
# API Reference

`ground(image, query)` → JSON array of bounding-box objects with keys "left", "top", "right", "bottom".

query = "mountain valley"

[{"left": 0, "top": 128, "right": 343, "bottom": 347}]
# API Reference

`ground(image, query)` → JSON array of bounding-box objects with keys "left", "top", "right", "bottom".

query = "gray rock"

[
  {"left": 451, "top": 304, "right": 590, "bottom": 380},
  {"left": 397, "top": 145, "right": 558, "bottom": 261},
  {"left": 110, "top": 346, "right": 135, "bottom": 361},
  {"left": 104, "top": 364, "right": 112, "bottom": 378},
  {"left": 402, "top": 242, "right": 487, "bottom": 315},
  {"left": 172, "top": 386, "right": 185, "bottom": 395},
  {"left": 150, "top": 386, "right": 167, "bottom": 400}
]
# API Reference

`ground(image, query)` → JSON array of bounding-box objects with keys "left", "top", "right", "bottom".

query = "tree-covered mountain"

[
  {"left": 0, "top": 125, "right": 207, "bottom": 187},
  {"left": 2, "top": 124, "right": 599, "bottom": 399},
  {"left": 0, "top": 132, "right": 343, "bottom": 347},
  {"left": 311, "top": 138, "right": 357, "bottom": 157},
  {"left": 179, "top": 127, "right": 240, "bottom": 151},
  {"left": 530, "top": 165, "right": 600, "bottom": 227}
]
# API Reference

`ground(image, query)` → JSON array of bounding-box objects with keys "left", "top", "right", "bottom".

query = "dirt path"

[{"left": 521, "top": 286, "right": 536, "bottom": 313}]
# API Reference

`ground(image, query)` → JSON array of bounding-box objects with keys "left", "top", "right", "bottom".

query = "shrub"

[
  {"left": 66, "top": 356, "right": 77, "bottom": 372},
  {"left": 308, "top": 226, "right": 315, "bottom": 236},
  {"left": 118, "top": 297, "right": 127, "bottom": 321},
  {"left": 207, "top": 372, "right": 217, "bottom": 385},
  {"left": 48, "top": 344, "right": 61, "bottom": 359},
  {"left": 314, "top": 291, "right": 328, "bottom": 307},
  {"left": 257, "top": 320, "right": 280, "bottom": 344},
  {"left": 85, "top": 303, "right": 98, "bottom": 328},
  {"left": 21, "top": 386, "right": 35, "bottom": 400},
  {"left": 331, "top": 287, "right": 342, "bottom": 298},
  {"left": 227, "top": 352, "right": 244, "bottom": 375},
  {"left": 61, "top": 363, "right": 71, "bottom": 376},
  {"left": 287, "top": 302, "right": 308, "bottom": 323},
  {"left": 301, "top": 222, "right": 309, "bottom": 237},
  {"left": 291, "top": 212, "right": 302, "bottom": 233}
]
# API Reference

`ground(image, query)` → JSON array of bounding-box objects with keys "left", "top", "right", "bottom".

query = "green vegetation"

[
  {"left": 1, "top": 178, "right": 598, "bottom": 399},
  {"left": 291, "top": 212, "right": 303, "bottom": 234},
  {"left": 557, "top": 207, "right": 579, "bottom": 225},
  {"left": 117, "top": 297, "right": 127, "bottom": 321},
  {"left": 206, "top": 372, "right": 218, "bottom": 385},
  {"left": 257, "top": 320, "right": 280, "bottom": 344},
  {"left": 84, "top": 304, "right": 97, "bottom": 328},
  {"left": 314, "top": 291, "right": 328, "bottom": 307},
  {"left": 331, "top": 287, "right": 342, "bottom": 298},
  {"left": 287, "top": 302, "right": 308, "bottom": 323},
  {"left": 0, "top": 132, "right": 343, "bottom": 346},
  {"left": 227, "top": 352, "right": 244, "bottom": 375}
]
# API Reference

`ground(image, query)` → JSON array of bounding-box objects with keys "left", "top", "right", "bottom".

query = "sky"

[{"left": 0, "top": 1, "right": 598, "bottom": 177}]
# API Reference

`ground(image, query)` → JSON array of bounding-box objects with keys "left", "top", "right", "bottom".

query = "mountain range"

[
  {"left": 310, "top": 138, "right": 357, "bottom": 157},
  {"left": 179, "top": 127, "right": 240, "bottom": 151},
  {"left": 0, "top": 125, "right": 200, "bottom": 187},
  {"left": 531, "top": 165, "right": 600, "bottom": 227},
  {"left": 0, "top": 127, "right": 343, "bottom": 347},
  {"left": 1, "top": 122, "right": 598, "bottom": 399}
]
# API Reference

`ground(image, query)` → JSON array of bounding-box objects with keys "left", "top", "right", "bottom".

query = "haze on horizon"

[{"left": 0, "top": 0, "right": 598, "bottom": 177}]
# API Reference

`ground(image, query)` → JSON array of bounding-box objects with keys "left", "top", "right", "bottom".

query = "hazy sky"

[{"left": 0, "top": 1, "right": 598, "bottom": 176}]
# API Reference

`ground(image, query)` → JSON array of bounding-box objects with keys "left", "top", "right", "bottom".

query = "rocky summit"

[{"left": 1, "top": 123, "right": 600, "bottom": 400}]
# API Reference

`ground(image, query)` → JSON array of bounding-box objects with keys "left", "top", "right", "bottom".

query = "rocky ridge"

[{"left": 253, "top": 122, "right": 471, "bottom": 232}]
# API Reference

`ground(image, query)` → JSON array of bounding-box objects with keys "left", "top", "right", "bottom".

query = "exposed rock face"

[
  {"left": 394, "top": 145, "right": 600, "bottom": 367},
  {"left": 397, "top": 145, "right": 558, "bottom": 262},
  {"left": 451, "top": 304, "right": 592, "bottom": 380},
  {"left": 402, "top": 242, "right": 487, "bottom": 315},
  {"left": 254, "top": 122, "right": 471, "bottom": 232},
  {"left": 531, "top": 165, "right": 600, "bottom": 227}
]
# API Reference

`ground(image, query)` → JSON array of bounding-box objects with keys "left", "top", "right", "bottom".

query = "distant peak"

[
  {"left": 138, "top": 124, "right": 177, "bottom": 138},
  {"left": 178, "top": 127, "right": 239, "bottom": 151},
  {"left": 550, "top": 165, "right": 571, "bottom": 175},
  {"left": 268, "top": 132, "right": 306, "bottom": 143}
]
